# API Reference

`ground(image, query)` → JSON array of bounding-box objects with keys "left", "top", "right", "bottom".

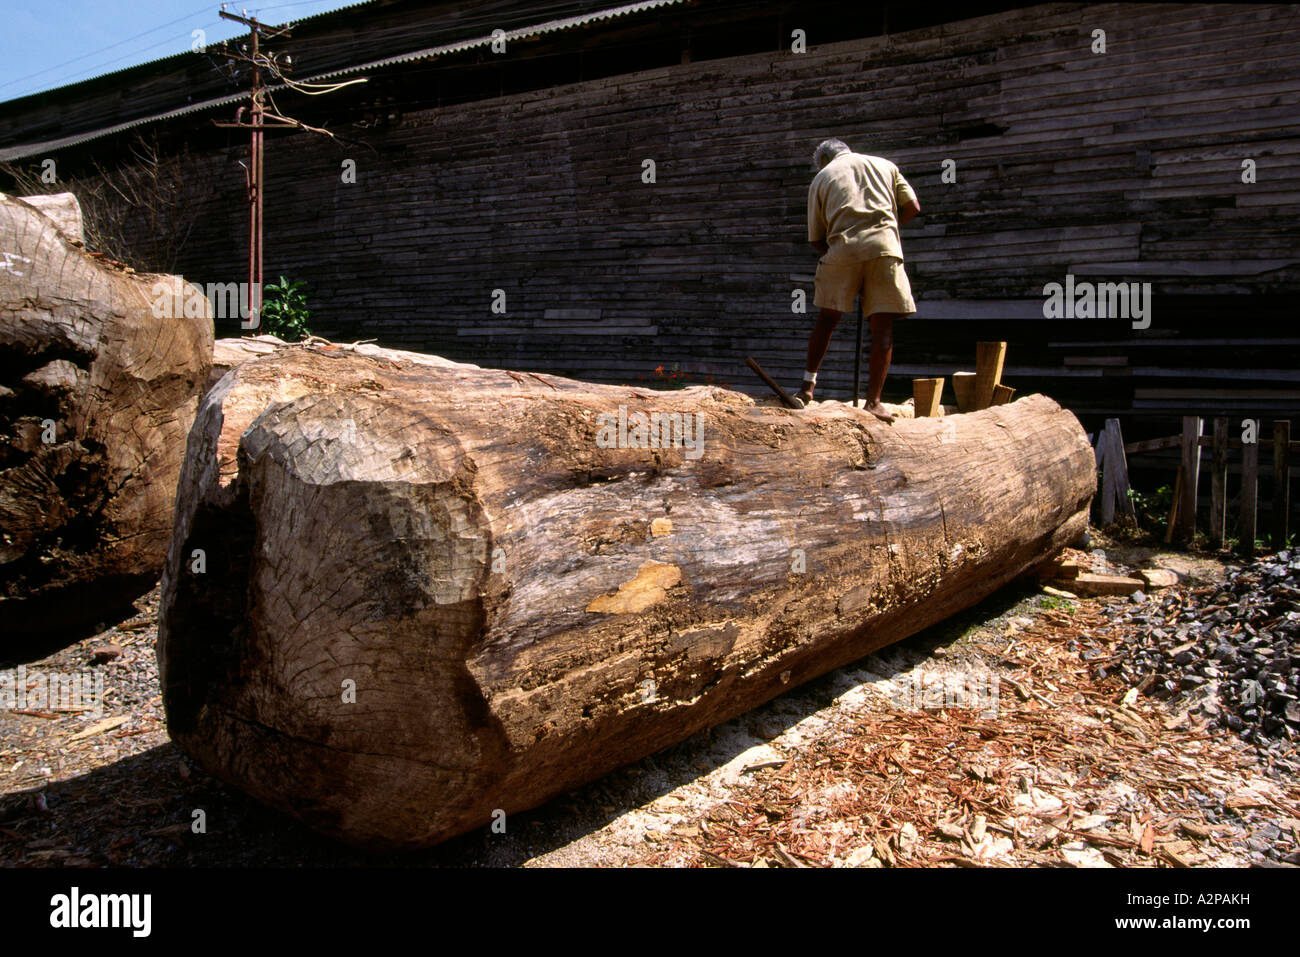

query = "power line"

[
  {"left": 24, "top": 20, "right": 242, "bottom": 95},
  {"left": 0, "top": 4, "right": 214, "bottom": 94},
  {"left": 1, "top": 2, "right": 363, "bottom": 99},
  {"left": 212, "top": 8, "right": 364, "bottom": 327},
  {"left": 249, "top": 0, "right": 361, "bottom": 15},
  {"left": 2, "top": 0, "right": 629, "bottom": 101}
]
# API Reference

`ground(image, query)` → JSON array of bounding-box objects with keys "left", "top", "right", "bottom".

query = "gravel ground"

[
  {"left": 1100, "top": 550, "right": 1300, "bottom": 748},
  {"left": 1, "top": 542, "right": 1297, "bottom": 867}
]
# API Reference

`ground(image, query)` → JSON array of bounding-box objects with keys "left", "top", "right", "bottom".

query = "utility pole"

[
  {"left": 213, "top": 8, "right": 291, "bottom": 330},
  {"left": 210, "top": 7, "right": 365, "bottom": 331}
]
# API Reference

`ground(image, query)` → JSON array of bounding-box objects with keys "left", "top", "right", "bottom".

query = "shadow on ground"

[
  {"left": 0, "top": 600, "right": 142, "bottom": 669},
  {"left": 0, "top": 579, "right": 1041, "bottom": 867}
]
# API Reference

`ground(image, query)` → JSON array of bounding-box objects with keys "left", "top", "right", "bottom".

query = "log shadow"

[
  {"left": 0, "top": 587, "right": 148, "bottom": 667},
  {"left": 0, "top": 741, "right": 509, "bottom": 867},
  {"left": 0, "top": 579, "right": 1041, "bottom": 867},
  {"left": 488, "top": 576, "right": 1045, "bottom": 863}
]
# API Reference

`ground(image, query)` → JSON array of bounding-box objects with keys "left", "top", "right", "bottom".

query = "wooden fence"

[{"left": 1095, "top": 416, "right": 1295, "bottom": 555}]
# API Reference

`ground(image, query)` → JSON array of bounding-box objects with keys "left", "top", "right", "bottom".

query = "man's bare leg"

[
  {"left": 864, "top": 313, "right": 898, "bottom": 423},
  {"left": 796, "top": 307, "right": 842, "bottom": 404}
]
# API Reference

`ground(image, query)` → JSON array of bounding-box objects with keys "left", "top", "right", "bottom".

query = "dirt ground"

[{"left": 2, "top": 540, "right": 1297, "bottom": 868}]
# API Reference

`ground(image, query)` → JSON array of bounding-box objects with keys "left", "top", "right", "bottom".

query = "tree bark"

[
  {"left": 159, "top": 341, "right": 1094, "bottom": 848},
  {"left": 0, "top": 194, "right": 212, "bottom": 637}
]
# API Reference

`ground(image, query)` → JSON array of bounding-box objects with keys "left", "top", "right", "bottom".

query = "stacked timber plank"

[{"left": 1035, "top": 551, "right": 1175, "bottom": 599}]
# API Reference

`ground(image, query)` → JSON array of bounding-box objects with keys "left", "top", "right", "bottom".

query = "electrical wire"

[
  {"left": 2, "top": 0, "right": 646, "bottom": 99},
  {"left": 248, "top": 0, "right": 360, "bottom": 16},
  {"left": 0, "top": 1, "right": 355, "bottom": 98},
  {"left": 277, "top": 73, "right": 369, "bottom": 95},
  {"left": 0, "top": 4, "right": 214, "bottom": 94},
  {"left": 2, "top": 20, "right": 239, "bottom": 98}
]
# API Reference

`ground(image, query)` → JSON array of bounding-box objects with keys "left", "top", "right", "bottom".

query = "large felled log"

[
  {"left": 205, "top": 335, "right": 286, "bottom": 393},
  {"left": 15, "top": 193, "right": 84, "bottom": 243},
  {"left": 159, "top": 342, "right": 1094, "bottom": 848},
  {"left": 0, "top": 193, "right": 213, "bottom": 636}
]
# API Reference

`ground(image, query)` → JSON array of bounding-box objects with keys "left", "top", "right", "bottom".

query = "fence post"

[
  {"left": 1210, "top": 417, "right": 1228, "bottom": 547},
  {"left": 1176, "top": 416, "right": 1202, "bottom": 543},
  {"left": 1101, "top": 418, "right": 1134, "bottom": 525},
  {"left": 1274, "top": 420, "right": 1291, "bottom": 550},
  {"left": 1092, "top": 429, "right": 1106, "bottom": 524},
  {"left": 1241, "top": 430, "right": 1258, "bottom": 558}
]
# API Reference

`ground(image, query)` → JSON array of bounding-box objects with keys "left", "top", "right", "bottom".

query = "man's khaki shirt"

[{"left": 808, "top": 151, "right": 917, "bottom": 265}]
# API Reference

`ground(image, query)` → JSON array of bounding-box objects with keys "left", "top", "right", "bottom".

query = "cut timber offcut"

[
  {"left": 158, "top": 341, "right": 1095, "bottom": 848},
  {"left": 0, "top": 194, "right": 213, "bottom": 636},
  {"left": 912, "top": 377, "right": 944, "bottom": 418},
  {"left": 974, "top": 341, "right": 1007, "bottom": 411},
  {"left": 1138, "top": 568, "right": 1179, "bottom": 590},
  {"left": 952, "top": 371, "right": 977, "bottom": 413},
  {"left": 1066, "top": 573, "right": 1146, "bottom": 597}
]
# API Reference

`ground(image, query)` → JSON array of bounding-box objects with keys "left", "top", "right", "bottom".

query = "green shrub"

[
  {"left": 1128, "top": 484, "right": 1173, "bottom": 530},
  {"left": 258, "top": 276, "right": 312, "bottom": 342}
]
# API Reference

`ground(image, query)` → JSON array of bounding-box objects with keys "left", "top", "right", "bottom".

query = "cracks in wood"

[
  {"left": 216, "top": 706, "right": 471, "bottom": 770},
  {"left": 939, "top": 499, "right": 951, "bottom": 566}
]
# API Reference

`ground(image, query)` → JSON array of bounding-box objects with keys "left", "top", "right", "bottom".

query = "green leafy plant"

[
  {"left": 1127, "top": 484, "right": 1173, "bottom": 530},
  {"left": 258, "top": 276, "right": 312, "bottom": 342}
]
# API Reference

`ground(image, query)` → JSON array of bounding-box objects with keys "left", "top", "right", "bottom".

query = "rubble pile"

[{"left": 1097, "top": 551, "right": 1300, "bottom": 751}]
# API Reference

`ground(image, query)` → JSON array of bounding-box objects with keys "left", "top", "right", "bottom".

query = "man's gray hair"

[{"left": 812, "top": 138, "right": 850, "bottom": 170}]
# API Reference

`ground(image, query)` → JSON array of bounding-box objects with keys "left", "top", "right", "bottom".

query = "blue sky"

[{"left": 0, "top": 1, "right": 363, "bottom": 102}]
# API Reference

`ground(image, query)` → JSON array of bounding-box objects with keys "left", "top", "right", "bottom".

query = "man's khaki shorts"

[{"left": 813, "top": 255, "right": 916, "bottom": 316}]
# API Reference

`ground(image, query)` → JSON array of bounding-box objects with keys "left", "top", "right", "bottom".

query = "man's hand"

[
  {"left": 899, "top": 199, "right": 921, "bottom": 226},
  {"left": 810, "top": 240, "right": 829, "bottom": 256}
]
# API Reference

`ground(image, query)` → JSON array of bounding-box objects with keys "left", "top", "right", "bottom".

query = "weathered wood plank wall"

[
  {"left": 6, "top": 1, "right": 1298, "bottom": 462},
  {"left": 162, "top": 2, "right": 1299, "bottom": 439},
  {"left": 0, "top": 1, "right": 654, "bottom": 148}
]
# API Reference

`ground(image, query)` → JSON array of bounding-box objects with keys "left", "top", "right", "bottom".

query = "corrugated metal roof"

[
  {"left": 0, "top": 0, "right": 687, "bottom": 162},
  {"left": 307, "top": 0, "right": 687, "bottom": 79},
  {"left": 0, "top": 92, "right": 250, "bottom": 162}
]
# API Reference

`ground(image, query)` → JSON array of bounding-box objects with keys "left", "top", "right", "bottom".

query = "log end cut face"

[
  {"left": 159, "top": 342, "right": 1095, "bottom": 848},
  {"left": 162, "top": 370, "right": 509, "bottom": 846},
  {"left": 0, "top": 194, "right": 213, "bottom": 638}
]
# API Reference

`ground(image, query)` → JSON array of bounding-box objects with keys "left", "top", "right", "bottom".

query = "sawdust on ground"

[{"left": 2, "top": 548, "right": 1296, "bottom": 868}]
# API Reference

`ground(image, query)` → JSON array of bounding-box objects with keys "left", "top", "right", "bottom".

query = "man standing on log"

[{"left": 796, "top": 139, "right": 921, "bottom": 423}]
